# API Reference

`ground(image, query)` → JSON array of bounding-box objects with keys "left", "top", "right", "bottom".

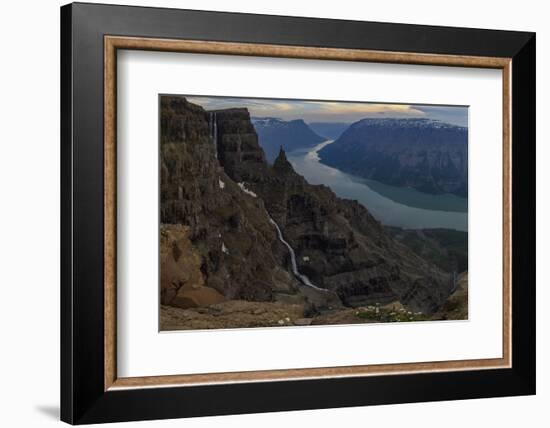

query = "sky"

[{"left": 185, "top": 95, "right": 468, "bottom": 127}]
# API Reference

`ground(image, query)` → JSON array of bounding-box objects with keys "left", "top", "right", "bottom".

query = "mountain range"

[
  {"left": 251, "top": 117, "right": 325, "bottom": 162},
  {"left": 308, "top": 122, "right": 350, "bottom": 140},
  {"left": 318, "top": 118, "right": 468, "bottom": 197}
]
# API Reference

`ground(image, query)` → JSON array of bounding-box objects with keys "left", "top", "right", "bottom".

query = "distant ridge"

[
  {"left": 252, "top": 117, "right": 325, "bottom": 163},
  {"left": 318, "top": 118, "right": 468, "bottom": 197},
  {"left": 308, "top": 122, "right": 351, "bottom": 140}
]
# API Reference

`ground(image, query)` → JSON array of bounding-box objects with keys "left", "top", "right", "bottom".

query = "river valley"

[{"left": 287, "top": 140, "right": 468, "bottom": 231}]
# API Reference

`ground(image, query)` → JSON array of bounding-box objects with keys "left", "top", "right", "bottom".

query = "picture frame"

[{"left": 60, "top": 2, "right": 535, "bottom": 424}]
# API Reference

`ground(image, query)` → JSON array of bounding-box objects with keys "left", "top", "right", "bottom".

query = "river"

[{"left": 286, "top": 140, "right": 468, "bottom": 231}]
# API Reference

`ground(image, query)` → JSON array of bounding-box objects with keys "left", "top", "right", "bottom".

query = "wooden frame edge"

[
  {"left": 110, "top": 357, "right": 508, "bottom": 390},
  {"left": 104, "top": 36, "right": 117, "bottom": 390},
  {"left": 105, "top": 36, "right": 511, "bottom": 68},
  {"left": 502, "top": 61, "right": 513, "bottom": 369},
  {"left": 103, "top": 35, "right": 513, "bottom": 391}
]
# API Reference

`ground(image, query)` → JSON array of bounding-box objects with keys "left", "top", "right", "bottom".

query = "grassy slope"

[{"left": 385, "top": 227, "right": 468, "bottom": 273}]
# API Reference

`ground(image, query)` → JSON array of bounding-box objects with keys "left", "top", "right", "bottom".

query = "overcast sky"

[{"left": 185, "top": 95, "right": 468, "bottom": 127}]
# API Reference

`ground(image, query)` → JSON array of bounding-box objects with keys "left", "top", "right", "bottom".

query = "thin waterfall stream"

[
  {"left": 268, "top": 216, "right": 326, "bottom": 292},
  {"left": 210, "top": 110, "right": 326, "bottom": 294},
  {"left": 208, "top": 112, "right": 218, "bottom": 159}
]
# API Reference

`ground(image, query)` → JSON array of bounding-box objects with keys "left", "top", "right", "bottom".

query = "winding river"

[{"left": 287, "top": 140, "right": 468, "bottom": 231}]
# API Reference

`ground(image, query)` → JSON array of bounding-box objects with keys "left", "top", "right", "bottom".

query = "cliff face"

[
  {"left": 318, "top": 118, "right": 468, "bottom": 197},
  {"left": 160, "top": 97, "right": 302, "bottom": 305},
  {"left": 211, "top": 108, "right": 268, "bottom": 183},
  {"left": 213, "top": 110, "right": 453, "bottom": 313}
]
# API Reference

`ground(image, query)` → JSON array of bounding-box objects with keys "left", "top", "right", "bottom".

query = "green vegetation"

[
  {"left": 354, "top": 305, "right": 429, "bottom": 323},
  {"left": 385, "top": 227, "right": 468, "bottom": 273}
]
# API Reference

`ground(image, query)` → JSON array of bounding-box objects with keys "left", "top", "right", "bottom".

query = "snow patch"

[
  {"left": 237, "top": 182, "right": 257, "bottom": 198},
  {"left": 251, "top": 117, "right": 284, "bottom": 127},
  {"left": 355, "top": 117, "right": 466, "bottom": 130}
]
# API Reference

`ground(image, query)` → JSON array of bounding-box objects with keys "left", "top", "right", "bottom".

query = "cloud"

[
  {"left": 184, "top": 95, "right": 465, "bottom": 125},
  {"left": 306, "top": 101, "right": 425, "bottom": 116},
  {"left": 186, "top": 96, "right": 295, "bottom": 114}
]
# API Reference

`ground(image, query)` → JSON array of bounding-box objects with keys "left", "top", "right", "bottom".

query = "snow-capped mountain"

[
  {"left": 351, "top": 118, "right": 466, "bottom": 131},
  {"left": 251, "top": 117, "right": 325, "bottom": 162},
  {"left": 318, "top": 118, "right": 468, "bottom": 197}
]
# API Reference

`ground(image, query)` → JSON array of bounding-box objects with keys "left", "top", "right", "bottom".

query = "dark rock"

[
  {"left": 160, "top": 96, "right": 300, "bottom": 303},
  {"left": 273, "top": 147, "right": 295, "bottom": 174},
  {"left": 216, "top": 120, "right": 453, "bottom": 313}
]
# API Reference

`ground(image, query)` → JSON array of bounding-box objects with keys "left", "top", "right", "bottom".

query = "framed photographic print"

[{"left": 60, "top": 2, "right": 536, "bottom": 424}]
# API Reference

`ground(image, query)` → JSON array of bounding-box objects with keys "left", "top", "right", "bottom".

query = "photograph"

[
  {"left": 53, "top": 1, "right": 535, "bottom": 424},
  {"left": 159, "top": 95, "right": 469, "bottom": 330}
]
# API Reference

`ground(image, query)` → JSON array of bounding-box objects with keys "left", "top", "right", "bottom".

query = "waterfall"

[
  {"left": 209, "top": 112, "right": 218, "bottom": 159},
  {"left": 268, "top": 216, "right": 325, "bottom": 291}
]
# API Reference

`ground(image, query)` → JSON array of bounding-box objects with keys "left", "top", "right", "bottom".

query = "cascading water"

[
  {"left": 209, "top": 112, "right": 218, "bottom": 159},
  {"left": 268, "top": 216, "right": 326, "bottom": 292}
]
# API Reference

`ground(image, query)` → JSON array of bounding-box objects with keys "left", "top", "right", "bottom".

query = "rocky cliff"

[
  {"left": 212, "top": 109, "right": 453, "bottom": 313},
  {"left": 318, "top": 118, "right": 468, "bottom": 197},
  {"left": 160, "top": 97, "right": 304, "bottom": 306}
]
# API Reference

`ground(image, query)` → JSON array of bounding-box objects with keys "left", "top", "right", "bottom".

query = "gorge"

[
  {"left": 251, "top": 117, "right": 325, "bottom": 162},
  {"left": 286, "top": 140, "right": 468, "bottom": 231},
  {"left": 160, "top": 95, "right": 463, "bottom": 330}
]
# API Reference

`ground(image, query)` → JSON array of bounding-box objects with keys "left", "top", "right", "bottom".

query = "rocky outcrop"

[
  {"left": 210, "top": 108, "right": 268, "bottom": 183},
  {"left": 160, "top": 224, "right": 224, "bottom": 309},
  {"left": 431, "top": 272, "right": 468, "bottom": 320},
  {"left": 318, "top": 118, "right": 468, "bottom": 197},
  {"left": 160, "top": 97, "right": 303, "bottom": 305}
]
